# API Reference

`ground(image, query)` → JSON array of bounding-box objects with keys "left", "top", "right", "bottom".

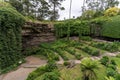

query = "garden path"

[
  {"left": 0, "top": 51, "right": 120, "bottom": 80},
  {"left": 0, "top": 56, "right": 47, "bottom": 80}
]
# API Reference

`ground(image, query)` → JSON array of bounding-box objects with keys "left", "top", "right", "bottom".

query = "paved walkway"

[
  {"left": 0, "top": 56, "right": 47, "bottom": 80},
  {"left": 0, "top": 51, "right": 120, "bottom": 80}
]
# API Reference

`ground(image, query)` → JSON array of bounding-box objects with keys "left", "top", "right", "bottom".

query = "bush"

[
  {"left": 55, "top": 49, "right": 69, "bottom": 61},
  {"left": 75, "top": 54, "right": 82, "bottom": 60},
  {"left": 106, "top": 68, "right": 117, "bottom": 77},
  {"left": 80, "top": 36, "right": 92, "bottom": 41},
  {"left": 104, "top": 7, "right": 119, "bottom": 17},
  {"left": 41, "top": 71, "right": 60, "bottom": 80},
  {"left": 92, "top": 42, "right": 119, "bottom": 52},
  {"left": 27, "top": 66, "right": 46, "bottom": 80},
  {"left": 0, "top": 2, "right": 25, "bottom": 70},
  {"left": 82, "top": 46, "right": 92, "bottom": 54},
  {"left": 100, "top": 56, "right": 109, "bottom": 66},
  {"left": 116, "top": 54, "right": 120, "bottom": 58},
  {"left": 115, "top": 73, "right": 120, "bottom": 80},
  {"left": 110, "top": 60, "right": 116, "bottom": 65},
  {"left": 27, "top": 60, "right": 58, "bottom": 80},
  {"left": 45, "top": 60, "right": 58, "bottom": 72},
  {"left": 91, "top": 50, "right": 100, "bottom": 56},
  {"left": 107, "top": 64, "right": 116, "bottom": 70},
  {"left": 64, "top": 61, "right": 70, "bottom": 66},
  {"left": 101, "top": 15, "right": 120, "bottom": 38},
  {"left": 54, "top": 20, "right": 90, "bottom": 39}
]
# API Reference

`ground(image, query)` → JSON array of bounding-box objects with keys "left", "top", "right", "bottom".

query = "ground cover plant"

[{"left": 90, "top": 41, "right": 120, "bottom": 52}]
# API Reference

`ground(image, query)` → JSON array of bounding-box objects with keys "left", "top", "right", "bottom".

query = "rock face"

[{"left": 22, "top": 22, "right": 55, "bottom": 49}]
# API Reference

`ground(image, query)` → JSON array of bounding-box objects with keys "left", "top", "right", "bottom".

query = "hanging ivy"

[
  {"left": 0, "top": 2, "right": 25, "bottom": 71},
  {"left": 54, "top": 20, "right": 90, "bottom": 39}
]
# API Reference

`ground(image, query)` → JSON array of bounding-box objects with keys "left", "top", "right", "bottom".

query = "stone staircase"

[{"left": 22, "top": 22, "right": 55, "bottom": 49}]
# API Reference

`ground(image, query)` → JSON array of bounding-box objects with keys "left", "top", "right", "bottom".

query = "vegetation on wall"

[
  {"left": 54, "top": 20, "right": 90, "bottom": 39},
  {"left": 101, "top": 15, "right": 120, "bottom": 38},
  {"left": 0, "top": 2, "right": 25, "bottom": 72}
]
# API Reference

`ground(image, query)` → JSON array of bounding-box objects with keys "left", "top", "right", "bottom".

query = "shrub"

[
  {"left": 92, "top": 42, "right": 119, "bottom": 52},
  {"left": 27, "top": 60, "right": 58, "bottom": 80},
  {"left": 104, "top": 7, "right": 119, "bottom": 17},
  {"left": 115, "top": 73, "right": 120, "bottom": 80},
  {"left": 54, "top": 20, "right": 90, "bottom": 39},
  {"left": 55, "top": 49, "right": 69, "bottom": 60},
  {"left": 80, "top": 36, "right": 92, "bottom": 41},
  {"left": 116, "top": 54, "right": 120, "bottom": 58},
  {"left": 107, "top": 64, "right": 116, "bottom": 70},
  {"left": 75, "top": 54, "right": 82, "bottom": 60},
  {"left": 0, "top": 2, "right": 25, "bottom": 70},
  {"left": 91, "top": 50, "right": 100, "bottom": 56},
  {"left": 65, "top": 48, "right": 76, "bottom": 55},
  {"left": 106, "top": 68, "right": 117, "bottom": 77},
  {"left": 101, "top": 15, "right": 120, "bottom": 38},
  {"left": 82, "top": 46, "right": 92, "bottom": 54},
  {"left": 45, "top": 60, "right": 58, "bottom": 72},
  {"left": 26, "top": 66, "right": 46, "bottom": 80},
  {"left": 41, "top": 71, "right": 60, "bottom": 80},
  {"left": 64, "top": 61, "right": 71, "bottom": 66},
  {"left": 110, "top": 60, "right": 116, "bottom": 65},
  {"left": 100, "top": 56, "right": 109, "bottom": 66}
]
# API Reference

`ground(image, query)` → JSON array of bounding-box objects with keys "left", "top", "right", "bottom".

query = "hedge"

[
  {"left": 0, "top": 2, "right": 25, "bottom": 71},
  {"left": 54, "top": 20, "right": 90, "bottom": 39},
  {"left": 55, "top": 16, "right": 120, "bottom": 39},
  {"left": 101, "top": 15, "right": 120, "bottom": 38}
]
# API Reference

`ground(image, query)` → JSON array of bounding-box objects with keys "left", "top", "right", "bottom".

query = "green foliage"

[
  {"left": 45, "top": 60, "right": 58, "bottom": 72},
  {"left": 115, "top": 73, "right": 120, "bottom": 80},
  {"left": 80, "top": 36, "right": 92, "bottom": 41},
  {"left": 106, "top": 68, "right": 117, "bottom": 77},
  {"left": 64, "top": 61, "right": 71, "bottom": 66},
  {"left": 27, "top": 66, "right": 47, "bottom": 80},
  {"left": 91, "top": 42, "right": 119, "bottom": 52},
  {"left": 105, "top": 76, "right": 115, "bottom": 80},
  {"left": 35, "top": 48, "right": 59, "bottom": 61},
  {"left": 104, "top": 7, "right": 119, "bottom": 17},
  {"left": 55, "top": 48, "right": 69, "bottom": 61},
  {"left": 75, "top": 54, "right": 82, "bottom": 60},
  {"left": 82, "top": 10, "right": 96, "bottom": 20},
  {"left": 81, "top": 46, "right": 100, "bottom": 56},
  {"left": 54, "top": 20, "right": 90, "bottom": 39},
  {"left": 101, "top": 15, "right": 120, "bottom": 38},
  {"left": 41, "top": 71, "right": 60, "bottom": 80},
  {"left": 27, "top": 61, "right": 59, "bottom": 80},
  {"left": 81, "top": 58, "right": 100, "bottom": 80},
  {"left": 100, "top": 56, "right": 109, "bottom": 66},
  {"left": 0, "top": 2, "right": 25, "bottom": 71}
]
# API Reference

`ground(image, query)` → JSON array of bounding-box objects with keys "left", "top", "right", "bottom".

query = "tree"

[
  {"left": 80, "top": 58, "right": 100, "bottom": 80},
  {"left": 37, "top": 0, "right": 50, "bottom": 20},
  {"left": 82, "top": 0, "right": 119, "bottom": 17},
  {"left": 6, "top": 0, "right": 24, "bottom": 14},
  {"left": 49, "top": 0, "right": 65, "bottom": 21},
  {"left": 104, "top": 7, "right": 119, "bottom": 16}
]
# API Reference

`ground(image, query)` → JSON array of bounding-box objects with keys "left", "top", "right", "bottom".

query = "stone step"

[{"left": 21, "top": 64, "right": 46, "bottom": 68}]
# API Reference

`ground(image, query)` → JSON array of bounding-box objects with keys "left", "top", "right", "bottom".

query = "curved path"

[
  {"left": 0, "top": 52, "right": 120, "bottom": 80},
  {"left": 0, "top": 56, "right": 47, "bottom": 80}
]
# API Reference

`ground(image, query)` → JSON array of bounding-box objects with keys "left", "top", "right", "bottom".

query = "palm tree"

[{"left": 80, "top": 58, "right": 100, "bottom": 80}]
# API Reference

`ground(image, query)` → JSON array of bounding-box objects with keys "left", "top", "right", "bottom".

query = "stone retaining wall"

[{"left": 22, "top": 22, "right": 55, "bottom": 49}]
